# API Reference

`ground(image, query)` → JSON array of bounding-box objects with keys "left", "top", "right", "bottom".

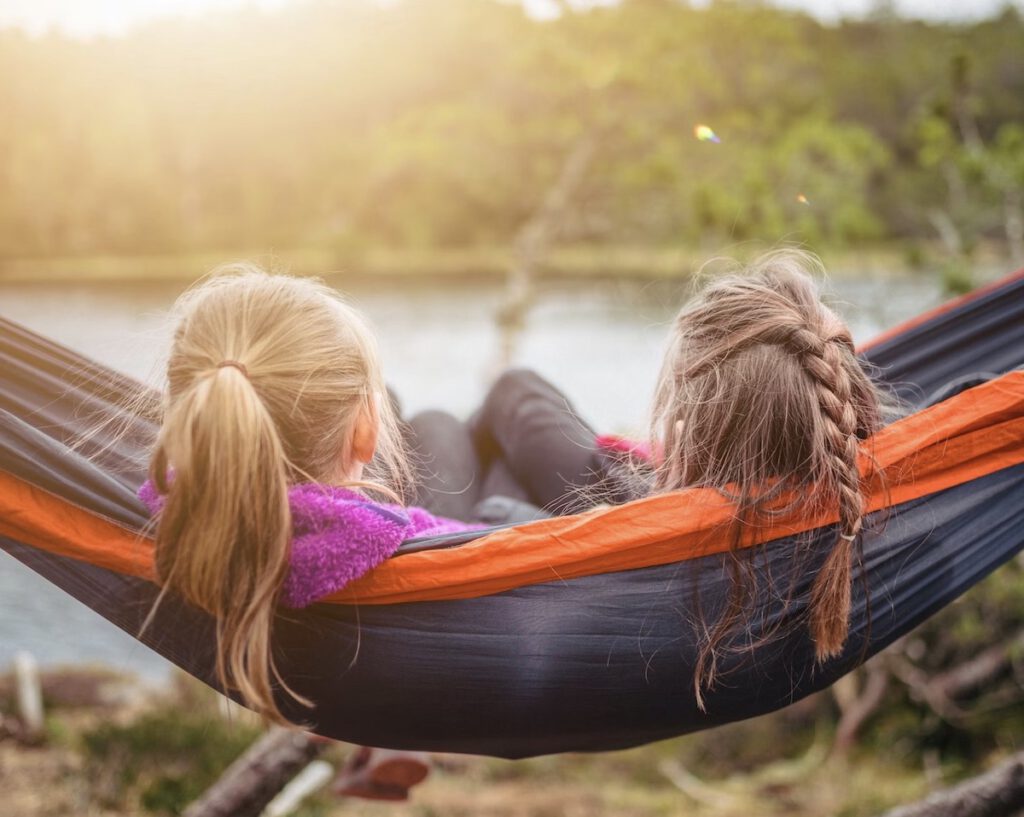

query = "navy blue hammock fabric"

[{"left": 1, "top": 270, "right": 1023, "bottom": 758}]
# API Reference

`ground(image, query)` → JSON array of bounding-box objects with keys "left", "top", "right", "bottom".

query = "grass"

[{"left": 79, "top": 677, "right": 263, "bottom": 815}]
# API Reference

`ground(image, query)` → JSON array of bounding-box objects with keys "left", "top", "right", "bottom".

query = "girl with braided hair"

[
  {"left": 649, "top": 249, "right": 884, "bottom": 702},
  {"left": 465, "top": 249, "right": 884, "bottom": 704}
]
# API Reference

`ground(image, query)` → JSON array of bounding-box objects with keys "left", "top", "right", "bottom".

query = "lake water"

[{"left": 0, "top": 271, "right": 949, "bottom": 682}]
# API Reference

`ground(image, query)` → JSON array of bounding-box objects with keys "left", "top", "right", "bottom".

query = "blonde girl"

[{"left": 141, "top": 265, "right": 475, "bottom": 728}]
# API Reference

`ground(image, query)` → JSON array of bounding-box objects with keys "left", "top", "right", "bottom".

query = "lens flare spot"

[{"left": 693, "top": 124, "right": 721, "bottom": 143}]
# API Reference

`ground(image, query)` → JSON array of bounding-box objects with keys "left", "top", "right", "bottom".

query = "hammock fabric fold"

[{"left": 1, "top": 269, "right": 1024, "bottom": 758}]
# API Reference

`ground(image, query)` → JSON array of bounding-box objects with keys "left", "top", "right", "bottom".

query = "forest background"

[{"left": 1, "top": 0, "right": 1023, "bottom": 284}]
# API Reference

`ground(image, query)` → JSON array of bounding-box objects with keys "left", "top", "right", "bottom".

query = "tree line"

[{"left": 1, "top": 0, "right": 1022, "bottom": 267}]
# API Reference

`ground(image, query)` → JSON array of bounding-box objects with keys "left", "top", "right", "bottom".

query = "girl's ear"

[{"left": 350, "top": 398, "right": 380, "bottom": 466}]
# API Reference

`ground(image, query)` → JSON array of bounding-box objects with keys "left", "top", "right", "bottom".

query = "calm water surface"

[{"left": 0, "top": 272, "right": 946, "bottom": 681}]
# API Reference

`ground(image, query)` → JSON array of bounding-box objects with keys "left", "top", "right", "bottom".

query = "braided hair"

[{"left": 650, "top": 250, "right": 882, "bottom": 705}]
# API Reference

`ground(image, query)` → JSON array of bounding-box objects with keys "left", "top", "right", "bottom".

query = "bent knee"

[
  {"left": 487, "top": 368, "right": 551, "bottom": 403},
  {"left": 407, "top": 409, "right": 466, "bottom": 439}
]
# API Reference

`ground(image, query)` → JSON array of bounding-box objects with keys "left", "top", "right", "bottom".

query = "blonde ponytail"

[
  {"left": 152, "top": 364, "right": 300, "bottom": 720},
  {"left": 149, "top": 264, "right": 410, "bottom": 723}
]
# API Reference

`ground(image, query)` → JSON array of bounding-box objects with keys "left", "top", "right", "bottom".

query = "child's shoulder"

[
  {"left": 288, "top": 484, "right": 410, "bottom": 531},
  {"left": 283, "top": 484, "right": 411, "bottom": 607}
]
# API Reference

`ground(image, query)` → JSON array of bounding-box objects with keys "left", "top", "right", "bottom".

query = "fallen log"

[
  {"left": 183, "top": 728, "right": 326, "bottom": 817},
  {"left": 878, "top": 752, "right": 1024, "bottom": 817}
]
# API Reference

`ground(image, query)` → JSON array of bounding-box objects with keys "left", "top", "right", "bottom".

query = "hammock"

[{"left": 1, "top": 270, "right": 1023, "bottom": 758}]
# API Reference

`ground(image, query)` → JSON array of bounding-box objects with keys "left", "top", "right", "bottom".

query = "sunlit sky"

[{"left": 0, "top": 0, "right": 1020, "bottom": 38}]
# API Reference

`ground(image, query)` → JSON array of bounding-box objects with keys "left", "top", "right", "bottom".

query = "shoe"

[{"left": 334, "top": 747, "right": 431, "bottom": 801}]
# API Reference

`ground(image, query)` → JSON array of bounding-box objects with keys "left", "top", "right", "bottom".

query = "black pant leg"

[
  {"left": 472, "top": 369, "right": 615, "bottom": 515},
  {"left": 406, "top": 409, "right": 482, "bottom": 522}
]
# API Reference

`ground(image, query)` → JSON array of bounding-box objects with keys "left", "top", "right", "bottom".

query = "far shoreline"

[{"left": 1, "top": 243, "right": 1014, "bottom": 287}]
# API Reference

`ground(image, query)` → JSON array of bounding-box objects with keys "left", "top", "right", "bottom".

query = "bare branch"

[
  {"left": 928, "top": 207, "right": 964, "bottom": 256},
  {"left": 659, "top": 760, "right": 746, "bottom": 809},
  {"left": 496, "top": 132, "right": 600, "bottom": 366},
  {"left": 888, "top": 629, "right": 1024, "bottom": 724},
  {"left": 930, "top": 630, "right": 1024, "bottom": 700},
  {"left": 888, "top": 653, "right": 967, "bottom": 721},
  {"left": 833, "top": 661, "right": 891, "bottom": 755}
]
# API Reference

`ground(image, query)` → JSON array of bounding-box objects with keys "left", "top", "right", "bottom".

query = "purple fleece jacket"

[{"left": 138, "top": 481, "right": 479, "bottom": 608}]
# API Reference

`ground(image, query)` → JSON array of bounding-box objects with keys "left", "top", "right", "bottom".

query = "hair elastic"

[
  {"left": 217, "top": 360, "right": 250, "bottom": 379},
  {"left": 839, "top": 532, "right": 858, "bottom": 541}
]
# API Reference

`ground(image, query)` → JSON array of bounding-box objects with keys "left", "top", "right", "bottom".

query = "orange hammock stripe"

[{"left": 1, "top": 371, "right": 1023, "bottom": 606}]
